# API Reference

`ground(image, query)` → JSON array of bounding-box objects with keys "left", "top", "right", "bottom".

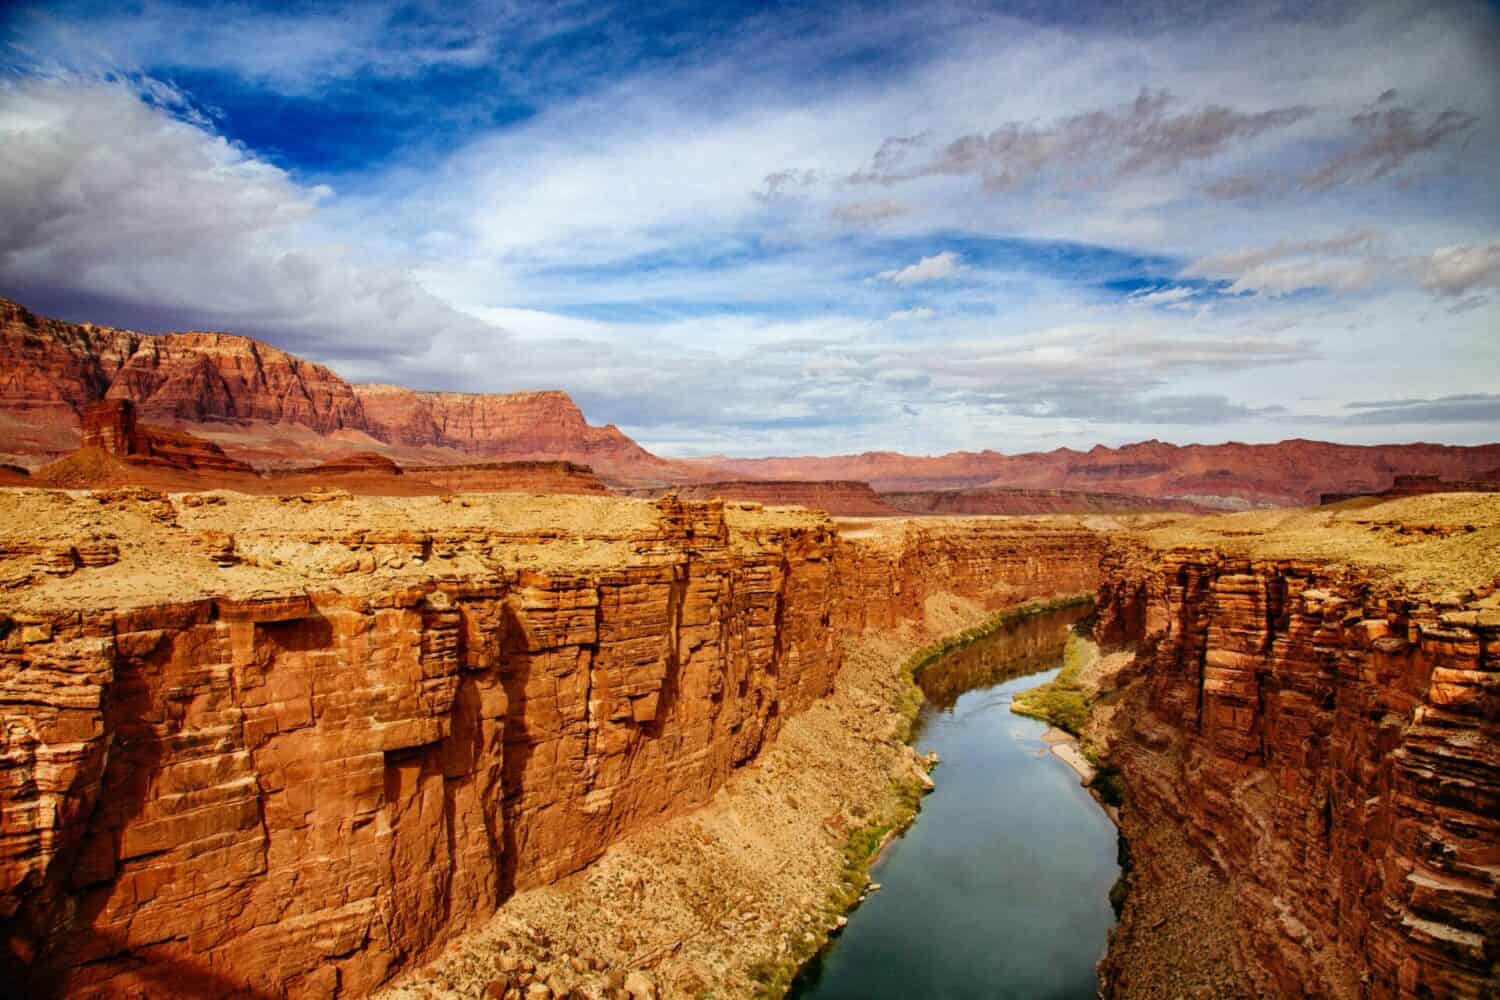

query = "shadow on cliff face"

[
  {"left": 17, "top": 926, "right": 278, "bottom": 999},
  {"left": 7, "top": 619, "right": 278, "bottom": 998},
  {"left": 497, "top": 600, "right": 535, "bottom": 901}
]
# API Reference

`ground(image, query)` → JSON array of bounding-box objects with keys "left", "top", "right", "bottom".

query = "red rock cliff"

[
  {"left": 0, "top": 493, "right": 1102, "bottom": 997},
  {"left": 1094, "top": 543, "right": 1498, "bottom": 998},
  {"left": 0, "top": 299, "right": 677, "bottom": 482}
]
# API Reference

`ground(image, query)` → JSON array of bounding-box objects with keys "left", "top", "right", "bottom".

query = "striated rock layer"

[
  {"left": 0, "top": 298, "right": 684, "bottom": 485},
  {"left": 1094, "top": 517, "right": 1499, "bottom": 998},
  {"left": 0, "top": 491, "right": 1102, "bottom": 997}
]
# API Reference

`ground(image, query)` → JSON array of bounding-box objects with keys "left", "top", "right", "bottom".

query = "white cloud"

[
  {"left": 1, "top": 2, "right": 1498, "bottom": 456},
  {"left": 877, "top": 251, "right": 964, "bottom": 286},
  {"left": 1128, "top": 286, "right": 1196, "bottom": 308},
  {"left": 1185, "top": 233, "right": 1500, "bottom": 301},
  {"left": 1421, "top": 243, "right": 1500, "bottom": 297},
  {"left": 0, "top": 76, "right": 495, "bottom": 360}
]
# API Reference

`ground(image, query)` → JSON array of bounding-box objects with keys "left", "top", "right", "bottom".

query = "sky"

[{"left": 1, "top": 0, "right": 1497, "bottom": 457}]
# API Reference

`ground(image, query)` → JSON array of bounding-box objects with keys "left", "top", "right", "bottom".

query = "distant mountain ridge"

[
  {"left": 2, "top": 296, "right": 1497, "bottom": 504},
  {"left": 689, "top": 438, "right": 1500, "bottom": 507}
]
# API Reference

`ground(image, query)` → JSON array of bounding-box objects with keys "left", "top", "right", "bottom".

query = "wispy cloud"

[
  {"left": 877, "top": 251, "right": 964, "bottom": 285},
  {"left": 1184, "top": 232, "right": 1500, "bottom": 301},
  {"left": 1421, "top": 243, "right": 1500, "bottom": 297},
  {"left": 1128, "top": 286, "right": 1197, "bottom": 308},
  {"left": 1343, "top": 394, "right": 1500, "bottom": 425},
  {"left": 1306, "top": 98, "right": 1479, "bottom": 190},
  {"left": 844, "top": 89, "right": 1311, "bottom": 193}
]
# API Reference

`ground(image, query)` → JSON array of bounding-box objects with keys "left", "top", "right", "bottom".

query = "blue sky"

[{"left": 1, "top": 0, "right": 1497, "bottom": 455}]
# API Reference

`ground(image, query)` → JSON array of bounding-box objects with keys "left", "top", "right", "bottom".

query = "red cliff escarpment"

[
  {"left": 0, "top": 299, "right": 363, "bottom": 438},
  {"left": 0, "top": 491, "right": 1102, "bottom": 997},
  {"left": 0, "top": 299, "right": 683, "bottom": 484},
  {"left": 1092, "top": 497, "right": 1500, "bottom": 999}
]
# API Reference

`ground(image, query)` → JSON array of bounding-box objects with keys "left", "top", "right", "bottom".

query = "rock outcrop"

[
  {"left": 1093, "top": 498, "right": 1500, "bottom": 999},
  {"left": 402, "top": 462, "right": 610, "bottom": 496},
  {"left": 33, "top": 400, "right": 258, "bottom": 487},
  {"left": 351, "top": 386, "right": 673, "bottom": 482},
  {"left": 0, "top": 491, "right": 1103, "bottom": 997}
]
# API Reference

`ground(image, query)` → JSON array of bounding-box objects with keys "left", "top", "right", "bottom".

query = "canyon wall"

[
  {"left": 0, "top": 492, "right": 1102, "bottom": 997},
  {"left": 1094, "top": 544, "right": 1498, "bottom": 998}
]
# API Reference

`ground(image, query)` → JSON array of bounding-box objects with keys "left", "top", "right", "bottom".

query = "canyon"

[
  {"left": 0, "top": 488, "right": 1102, "bottom": 996},
  {"left": 7, "top": 297, "right": 1500, "bottom": 507},
  {"left": 1, "top": 292, "right": 1497, "bottom": 998},
  {"left": 0, "top": 483, "right": 1493, "bottom": 997}
]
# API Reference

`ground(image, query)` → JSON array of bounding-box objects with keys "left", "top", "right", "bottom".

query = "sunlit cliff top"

[{"left": 1134, "top": 493, "right": 1500, "bottom": 595}]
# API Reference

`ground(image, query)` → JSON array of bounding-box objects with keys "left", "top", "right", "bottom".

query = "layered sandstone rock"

[
  {"left": 1321, "top": 472, "right": 1500, "bottom": 504},
  {"left": 403, "top": 462, "right": 609, "bottom": 496},
  {"left": 0, "top": 491, "right": 1103, "bottom": 997},
  {"left": 0, "top": 299, "right": 681, "bottom": 484},
  {"left": 1094, "top": 498, "right": 1500, "bottom": 999},
  {"left": 351, "top": 386, "right": 670, "bottom": 478}
]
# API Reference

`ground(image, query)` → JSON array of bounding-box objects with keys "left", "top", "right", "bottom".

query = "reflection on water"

[
  {"left": 790, "top": 606, "right": 1117, "bottom": 1000},
  {"left": 915, "top": 603, "right": 1091, "bottom": 711}
]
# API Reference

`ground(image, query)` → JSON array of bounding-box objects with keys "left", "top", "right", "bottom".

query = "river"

[{"left": 789, "top": 605, "right": 1119, "bottom": 999}]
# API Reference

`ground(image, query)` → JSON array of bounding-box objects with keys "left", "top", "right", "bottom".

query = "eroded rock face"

[
  {"left": 352, "top": 386, "right": 665, "bottom": 471},
  {"left": 0, "top": 299, "right": 670, "bottom": 482},
  {"left": 75, "top": 399, "right": 256, "bottom": 477},
  {"left": 403, "top": 462, "right": 610, "bottom": 496},
  {"left": 1095, "top": 546, "right": 1499, "bottom": 999},
  {"left": 0, "top": 495, "right": 1103, "bottom": 997}
]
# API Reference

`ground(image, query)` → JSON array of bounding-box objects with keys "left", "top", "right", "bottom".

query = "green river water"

[{"left": 789, "top": 605, "right": 1119, "bottom": 999}]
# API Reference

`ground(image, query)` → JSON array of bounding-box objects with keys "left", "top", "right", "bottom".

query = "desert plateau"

[{"left": 1, "top": 1, "right": 1497, "bottom": 997}]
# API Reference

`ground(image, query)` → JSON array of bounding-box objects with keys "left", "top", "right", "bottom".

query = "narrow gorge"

[{"left": 0, "top": 488, "right": 1495, "bottom": 998}]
